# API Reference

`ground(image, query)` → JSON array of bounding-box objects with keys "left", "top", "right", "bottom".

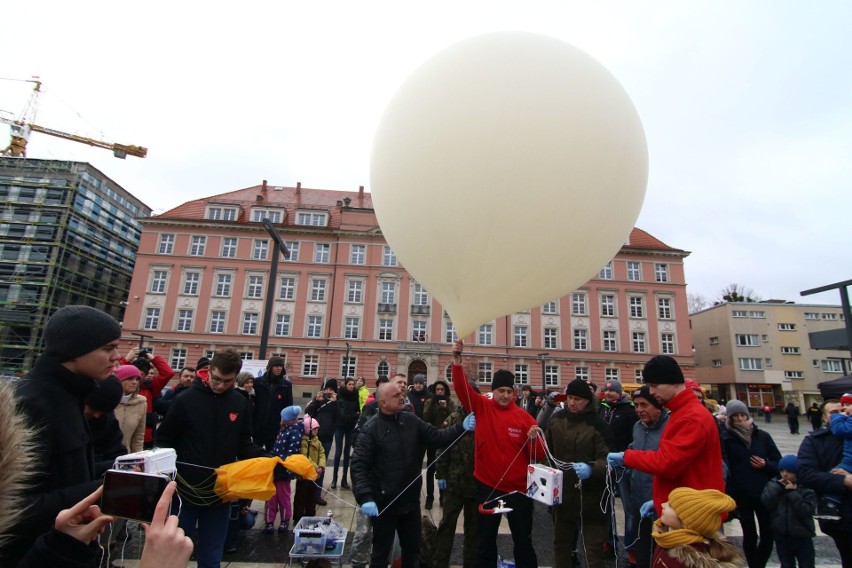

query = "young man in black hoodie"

[
  {"left": 253, "top": 355, "right": 294, "bottom": 450},
  {"left": 158, "top": 349, "right": 265, "bottom": 568}
]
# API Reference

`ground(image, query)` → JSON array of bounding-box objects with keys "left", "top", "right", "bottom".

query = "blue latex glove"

[
  {"left": 572, "top": 462, "right": 592, "bottom": 480},
  {"left": 640, "top": 500, "right": 657, "bottom": 519},
  {"left": 438, "top": 479, "right": 448, "bottom": 490},
  {"left": 606, "top": 452, "right": 625, "bottom": 468},
  {"left": 463, "top": 413, "right": 476, "bottom": 431},
  {"left": 361, "top": 501, "right": 379, "bottom": 517}
]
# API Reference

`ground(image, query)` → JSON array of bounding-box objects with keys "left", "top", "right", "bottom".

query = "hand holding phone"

[
  {"left": 55, "top": 485, "right": 115, "bottom": 544},
  {"left": 100, "top": 470, "right": 170, "bottom": 523},
  {"left": 138, "top": 481, "right": 194, "bottom": 568}
]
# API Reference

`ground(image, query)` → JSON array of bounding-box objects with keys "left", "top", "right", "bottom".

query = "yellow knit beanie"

[{"left": 668, "top": 488, "right": 736, "bottom": 539}]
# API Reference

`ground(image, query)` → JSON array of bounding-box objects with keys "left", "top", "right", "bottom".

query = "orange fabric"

[{"left": 214, "top": 455, "right": 317, "bottom": 502}]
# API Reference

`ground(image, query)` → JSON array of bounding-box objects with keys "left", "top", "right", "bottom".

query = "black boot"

[
  {"left": 341, "top": 465, "right": 350, "bottom": 489},
  {"left": 330, "top": 468, "right": 338, "bottom": 490}
]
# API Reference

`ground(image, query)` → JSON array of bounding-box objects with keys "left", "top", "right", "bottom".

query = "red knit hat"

[{"left": 841, "top": 393, "right": 852, "bottom": 405}]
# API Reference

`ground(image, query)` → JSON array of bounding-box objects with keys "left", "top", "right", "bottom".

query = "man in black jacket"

[
  {"left": 351, "top": 382, "right": 471, "bottom": 568},
  {"left": 158, "top": 349, "right": 265, "bottom": 568},
  {"left": 9, "top": 305, "right": 123, "bottom": 566},
  {"left": 253, "top": 355, "right": 294, "bottom": 450}
]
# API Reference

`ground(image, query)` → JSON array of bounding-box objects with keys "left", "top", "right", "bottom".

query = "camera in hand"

[
  {"left": 139, "top": 348, "right": 151, "bottom": 357},
  {"left": 323, "top": 392, "right": 332, "bottom": 400}
]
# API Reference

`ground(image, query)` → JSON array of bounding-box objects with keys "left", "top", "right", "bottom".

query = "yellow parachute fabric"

[{"left": 213, "top": 455, "right": 318, "bottom": 502}]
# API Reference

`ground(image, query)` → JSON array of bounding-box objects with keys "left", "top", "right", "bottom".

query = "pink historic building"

[{"left": 121, "top": 181, "right": 693, "bottom": 393}]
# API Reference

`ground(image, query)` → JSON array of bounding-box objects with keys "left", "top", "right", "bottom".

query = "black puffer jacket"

[
  {"left": 760, "top": 478, "right": 816, "bottom": 538},
  {"left": 253, "top": 372, "right": 293, "bottom": 449},
  {"left": 351, "top": 411, "right": 464, "bottom": 512},
  {"left": 305, "top": 398, "right": 339, "bottom": 443},
  {"left": 336, "top": 387, "right": 361, "bottom": 430},
  {"left": 157, "top": 378, "right": 265, "bottom": 505},
  {"left": 720, "top": 423, "right": 781, "bottom": 499},
  {"left": 797, "top": 427, "right": 852, "bottom": 533},
  {"left": 598, "top": 396, "right": 638, "bottom": 452}
]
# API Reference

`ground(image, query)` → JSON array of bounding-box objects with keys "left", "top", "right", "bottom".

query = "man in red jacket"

[
  {"left": 451, "top": 340, "right": 544, "bottom": 568},
  {"left": 607, "top": 355, "right": 725, "bottom": 519}
]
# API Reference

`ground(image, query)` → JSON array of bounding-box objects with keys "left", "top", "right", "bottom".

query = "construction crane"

[{"left": 0, "top": 78, "right": 147, "bottom": 159}]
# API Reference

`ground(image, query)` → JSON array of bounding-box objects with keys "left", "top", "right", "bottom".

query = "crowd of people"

[{"left": 2, "top": 305, "right": 852, "bottom": 568}]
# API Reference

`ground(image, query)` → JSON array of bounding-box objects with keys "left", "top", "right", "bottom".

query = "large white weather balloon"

[{"left": 370, "top": 32, "right": 648, "bottom": 338}]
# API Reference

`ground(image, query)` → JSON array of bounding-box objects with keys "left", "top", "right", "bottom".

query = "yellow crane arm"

[{"left": 28, "top": 123, "right": 147, "bottom": 159}]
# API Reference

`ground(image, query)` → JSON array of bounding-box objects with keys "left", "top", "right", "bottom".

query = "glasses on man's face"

[{"left": 209, "top": 374, "right": 236, "bottom": 387}]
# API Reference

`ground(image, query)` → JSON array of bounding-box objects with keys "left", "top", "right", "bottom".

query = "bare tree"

[
  {"left": 688, "top": 293, "right": 711, "bottom": 314},
  {"left": 716, "top": 283, "right": 761, "bottom": 304}
]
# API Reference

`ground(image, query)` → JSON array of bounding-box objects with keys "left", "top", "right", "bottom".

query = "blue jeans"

[{"left": 179, "top": 501, "right": 231, "bottom": 568}]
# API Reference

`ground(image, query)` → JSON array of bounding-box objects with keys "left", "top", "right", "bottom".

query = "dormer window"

[
  {"left": 296, "top": 211, "right": 328, "bottom": 227},
  {"left": 206, "top": 206, "right": 238, "bottom": 221},
  {"left": 252, "top": 209, "right": 283, "bottom": 223}
]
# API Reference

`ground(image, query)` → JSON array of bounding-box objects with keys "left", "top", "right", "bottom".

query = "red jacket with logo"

[
  {"left": 623, "top": 387, "right": 725, "bottom": 517},
  {"left": 452, "top": 365, "right": 544, "bottom": 493}
]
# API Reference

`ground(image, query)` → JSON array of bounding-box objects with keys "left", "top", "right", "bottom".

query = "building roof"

[{"left": 626, "top": 227, "right": 684, "bottom": 253}]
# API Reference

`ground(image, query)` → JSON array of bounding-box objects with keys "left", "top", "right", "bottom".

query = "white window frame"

[
  {"left": 571, "top": 293, "right": 587, "bottom": 316},
  {"left": 543, "top": 327, "right": 558, "bottom": 349},
  {"left": 739, "top": 358, "right": 763, "bottom": 371},
  {"left": 382, "top": 245, "right": 397, "bottom": 267},
  {"left": 654, "top": 263, "right": 669, "bottom": 283},
  {"left": 629, "top": 296, "right": 645, "bottom": 318},
  {"left": 242, "top": 312, "right": 259, "bottom": 335},
  {"left": 779, "top": 323, "right": 797, "bottom": 331},
  {"left": 314, "top": 243, "right": 330, "bottom": 264},
  {"left": 380, "top": 282, "right": 396, "bottom": 304},
  {"left": 182, "top": 272, "right": 200, "bottom": 296},
  {"left": 253, "top": 239, "right": 269, "bottom": 260},
  {"left": 627, "top": 261, "right": 641, "bottom": 281},
  {"left": 221, "top": 237, "right": 238, "bottom": 258},
  {"left": 545, "top": 365, "right": 560, "bottom": 387},
  {"left": 344, "top": 317, "right": 360, "bottom": 340},
  {"left": 190, "top": 236, "right": 206, "bottom": 256},
  {"left": 170, "top": 348, "right": 187, "bottom": 370},
  {"left": 303, "top": 354, "right": 319, "bottom": 377},
  {"left": 144, "top": 307, "right": 161, "bottom": 330},
  {"left": 413, "top": 283, "right": 429, "bottom": 306},
  {"left": 378, "top": 319, "right": 394, "bottom": 341},
  {"left": 177, "top": 309, "right": 193, "bottom": 332},
  {"left": 661, "top": 332, "right": 675, "bottom": 354},
  {"left": 307, "top": 315, "right": 323, "bottom": 338},
  {"left": 150, "top": 270, "right": 168, "bottom": 294},
  {"left": 657, "top": 297, "right": 672, "bottom": 319},
  {"left": 412, "top": 320, "right": 427, "bottom": 342},
  {"left": 785, "top": 371, "right": 804, "bottom": 379},
  {"left": 158, "top": 234, "right": 175, "bottom": 255},
  {"left": 575, "top": 366, "right": 590, "bottom": 381},
  {"left": 284, "top": 241, "right": 300, "bottom": 262},
  {"left": 603, "top": 330, "right": 617, "bottom": 352},
  {"left": 310, "top": 279, "right": 327, "bottom": 302},
  {"left": 601, "top": 294, "right": 616, "bottom": 317},
  {"left": 514, "top": 325, "right": 528, "bottom": 347},
  {"left": 275, "top": 314, "right": 291, "bottom": 337},
  {"left": 478, "top": 324, "right": 493, "bottom": 346},
  {"left": 781, "top": 346, "right": 801, "bottom": 355},
  {"left": 247, "top": 275, "right": 264, "bottom": 299},
  {"left": 599, "top": 261, "right": 613, "bottom": 280},
  {"left": 445, "top": 321, "right": 457, "bottom": 343},
  {"left": 279, "top": 276, "right": 295, "bottom": 300},
  {"left": 632, "top": 331, "right": 646, "bottom": 353},
  {"left": 735, "top": 334, "right": 760, "bottom": 347},
  {"left": 573, "top": 328, "right": 588, "bottom": 351},
  {"left": 514, "top": 364, "right": 529, "bottom": 385},
  {"left": 478, "top": 362, "right": 493, "bottom": 384},
  {"left": 350, "top": 244, "right": 366, "bottom": 265},
  {"left": 542, "top": 301, "right": 558, "bottom": 315},
  {"left": 209, "top": 311, "right": 226, "bottom": 333},
  {"left": 252, "top": 209, "right": 283, "bottom": 224},
  {"left": 215, "top": 273, "right": 232, "bottom": 297},
  {"left": 296, "top": 211, "right": 327, "bottom": 226},
  {"left": 347, "top": 280, "right": 363, "bottom": 303}
]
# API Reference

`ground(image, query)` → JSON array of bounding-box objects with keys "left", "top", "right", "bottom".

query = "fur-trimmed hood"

[
  {"left": 659, "top": 539, "right": 745, "bottom": 568},
  {"left": 0, "top": 379, "right": 38, "bottom": 551}
]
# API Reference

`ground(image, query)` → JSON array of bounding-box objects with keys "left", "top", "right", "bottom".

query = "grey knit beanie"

[{"left": 43, "top": 305, "right": 122, "bottom": 362}]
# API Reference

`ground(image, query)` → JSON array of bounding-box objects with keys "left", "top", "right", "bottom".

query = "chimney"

[
  {"left": 261, "top": 179, "right": 268, "bottom": 192},
  {"left": 296, "top": 182, "right": 301, "bottom": 196},
  {"left": 358, "top": 185, "right": 364, "bottom": 198}
]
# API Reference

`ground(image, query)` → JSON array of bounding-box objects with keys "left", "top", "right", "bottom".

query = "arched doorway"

[{"left": 407, "top": 359, "right": 427, "bottom": 385}]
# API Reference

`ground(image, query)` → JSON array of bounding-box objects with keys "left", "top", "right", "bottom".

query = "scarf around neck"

[
  {"left": 652, "top": 519, "right": 709, "bottom": 548},
  {"left": 727, "top": 419, "right": 754, "bottom": 448}
]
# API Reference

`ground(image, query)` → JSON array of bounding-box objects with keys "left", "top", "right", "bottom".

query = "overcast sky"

[{"left": 3, "top": 1, "right": 850, "bottom": 306}]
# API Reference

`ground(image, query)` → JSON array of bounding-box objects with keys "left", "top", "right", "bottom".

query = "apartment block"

[
  {"left": 691, "top": 301, "right": 850, "bottom": 409},
  {"left": 0, "top": 157, "right": 151, "bottom": 370},
  {"left": 121, "top": 181, "right": 694, "bottom": 393}
]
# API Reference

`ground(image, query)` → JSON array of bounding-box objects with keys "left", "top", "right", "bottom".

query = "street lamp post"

[
  {"left": 801, "top": 278, "right": 852, "bottom": 372},
  {"left": 537, "top": 352, "right": 548, "bottom": 394},
  {"left": 259, "top": 219, "right": 290, "bottom": 360}
]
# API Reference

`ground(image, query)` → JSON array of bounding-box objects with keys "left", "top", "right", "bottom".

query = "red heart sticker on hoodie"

[{"left": 229, "top": 413, "right": 238, "bottom": 422}]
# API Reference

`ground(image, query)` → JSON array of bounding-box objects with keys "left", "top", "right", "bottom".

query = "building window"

[
  {"left": 383, "top": 246, "right": 397, "bottom": 267},
  {"left": 284, "top": 241, "right": 300, "bottom": 262},
  {"left": 605, "top": 368, "right": 620, "bottom": 381},
  {"left": 253, "top": 239, "right": 269, "bottom": 260},
  {"left": 823, "top": 313, "right": 838, "bottom": 320},
  {"left": 804, "top": 312, "right": 819, "bottom": 320},
  {"left": 350, "top": 244, "right": 366, "bottom": 265},
  {"left": 347, "top": 280, "right": 363, "bottom": 303},
  {"left": 542, "top": 301, "right": 558, "bottom": 314},
  {"left": 515, "top": 364, "right": 529, "bottom": 385},
  {"left": 635, "top": 369, "right": 644, "bottom": 382},
  {"left": 207, "top": 207, "right": 233, "bottom": 220},
  {"left": 158, "top": 234, "right": 174, "bottom": 255},
  {"left": 190, "top": 236, "right": 206, "bottom": 256},
  {"left": 307, "top": 316, "right": 323, "bottom": 338},
  {"left": 601, "top": 294, "right": 615, "bottom": 317},
  {"left": 712, "top": 359, "right": 722, "bottom": 367},
  {"left": 252, "top": 209, "right": 282, "bottom": 223},
  {"left": 661, "top": 333, "right": 675, "bottom": 354},
  {"left": 303, "top": 355, "right": 319, "bottom": 377},
  {"left": 822, "top": 360, "right": 844, "bottom": 373},
  {"left": 182, "top": 272, "right": 200, "bottom": 295},
  {"left": 221, "top": 237, "right": 237, "bottom": 258},
  {"left": 654, "top": 263, "right": 669, "bottom": 283},
  {"left": 545, "top": 365, "right": 559, "bottom": 387},
  {"left": 514, "top": 325, "right": 528, "bottom": 347},
  {"left": 571, "top": 293, "right": 587, "bottom": 316},
  {"left": 573, "top": 329, "right": 588, "bottom": 351},
  {"left": 749, "top": 311, "right": 766, "bottom": 318},
  {"left": 341, "top": 356, "right": 356, "bottom": 379},
  {"left": 657, "top": 297, "right": 672, "bottom": 319},
  {"left": 413, "top": 284, "right": 429, "bottom": 306},
  {"left": 732, "top": 310, "right": 748, "bottom": 318},
  {"left": 412, "top": 321, "right": 427, "bottom": 342},
  {"left": 603, "top": 330, "right": 617, "bottom": 352},
  {"left": 310, "top": 279, "right": 327, "bottom": 302},
  {"left": 279, "top": 276, "right": 295, "bottom": 300},
  {"left": 575, "top": 366, "right": 590, "bottom": 381},
  {"left": 177, "top": 309, "right": 193, "bottom": 332},
  {"left": 632, "top": 332, "right": 646, "bottom": 353},
  {"left": 599, "top": 261, "right": 613, "bottom": 280},
  {"left": 314, "top": 243, "right": 330, "bottom": 264},
  {"left": 209, "top": 311, "right": 226, "bottom": 333},
  {"left": 150, "top": 270, "right": 168, "bottom": 294},
  {"left": 239, "top": 352, "right": 254, "bottom": 361},
  {"left": 735, "top": 334, "right": 760, "bottom": 347},
  {"left": 171, "top": 349, "right": 187, "bottom": 370},
  {"left": 629, "top": 296, "right": 645, "bottom": 318},
  {"left": 785, "top": 371, "right": 804, "bottom": 379},
  {"left": 627, "top": 261, "right": 641, "bottom": 281},
  {"left": 345, "top": 317, "right": 360, "bottom": 339},
  {"left": 779, "top": 323, "right": 797, "bottom": 331},
  {"left": 215, "top": 273, "right": 232, "bottom": 297},
  {"left": 275, "top": 314, "right": 291, "bottom": 336},
  {"left": 379, "top": 319, "right": 393, "bottom": 341},
  {"left": 479, "top": 324, "right": 493, "bottom": 346},
  {"left": 296, "top": 212, "right": 326, "bottom": 226},
  {"left": 144, "top": 307, "right": 160, "bottom": 330},
  {"left": 247, "top": 275, "right": 264, "bottom": 299},
  {"left": 242, "top": 313, "right": 259, "bottom": 335},
  {"left": 544, "top": 327, "right": 558, "bottom": 349},
  {"left": 378, "top": 360, "right": 390, "bottom": 378},
  {"left": 381, "top": 282, "right": 396, "bottom": 304},
  {"left": 739, "top": 358, "right": 763, "bottom": 371},
  {"left": 445, "top": 321, "right": 457, "bottom": 343},
  {"left": 781, "top": 346, "right": 801, "bottom": 355},
  {"left": 478, "top": 362, "right": 493, "bottom": 384},
  {"left": 709, "top": 336, "right": 719, "bottom": 345}
]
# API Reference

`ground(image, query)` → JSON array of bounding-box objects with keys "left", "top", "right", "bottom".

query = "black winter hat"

[
  {"left": 267, "top": 356, "right": 285, "bottom": 370},
  {"left": 632, "top": 385, "right": 663, "bottom": 409},
  {"left": 85, "top": 376, "right": 124, "bottom": 412},
  {"left": 642, "top": 355, "right": 685, "bottom": 385},
  {"left": 196, "top": 356, "right": 211, "bottom": 370},
  {"left": 43, "top": 306, "right": 122, "bottom": 362},
  {"left": 322, "top": 377, "right": 338, "bottom": 393},
  {"left": 565, "top": 378, "right": 594, "bottom": 403},
  {"left": 491, "top": 369, "right": 515, "bottom": 391}
]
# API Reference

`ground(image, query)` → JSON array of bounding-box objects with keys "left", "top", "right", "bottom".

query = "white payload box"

[
  {"left": 526, "top": 464, "right": 563, "bottom": 505},
  {"left": 114, "top": 448, "right": 177, "bottom": 476}
]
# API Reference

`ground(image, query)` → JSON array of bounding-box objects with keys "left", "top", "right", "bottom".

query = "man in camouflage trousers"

[{"left": 434, "top": 397, "right": 479, "bottom": 568}]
